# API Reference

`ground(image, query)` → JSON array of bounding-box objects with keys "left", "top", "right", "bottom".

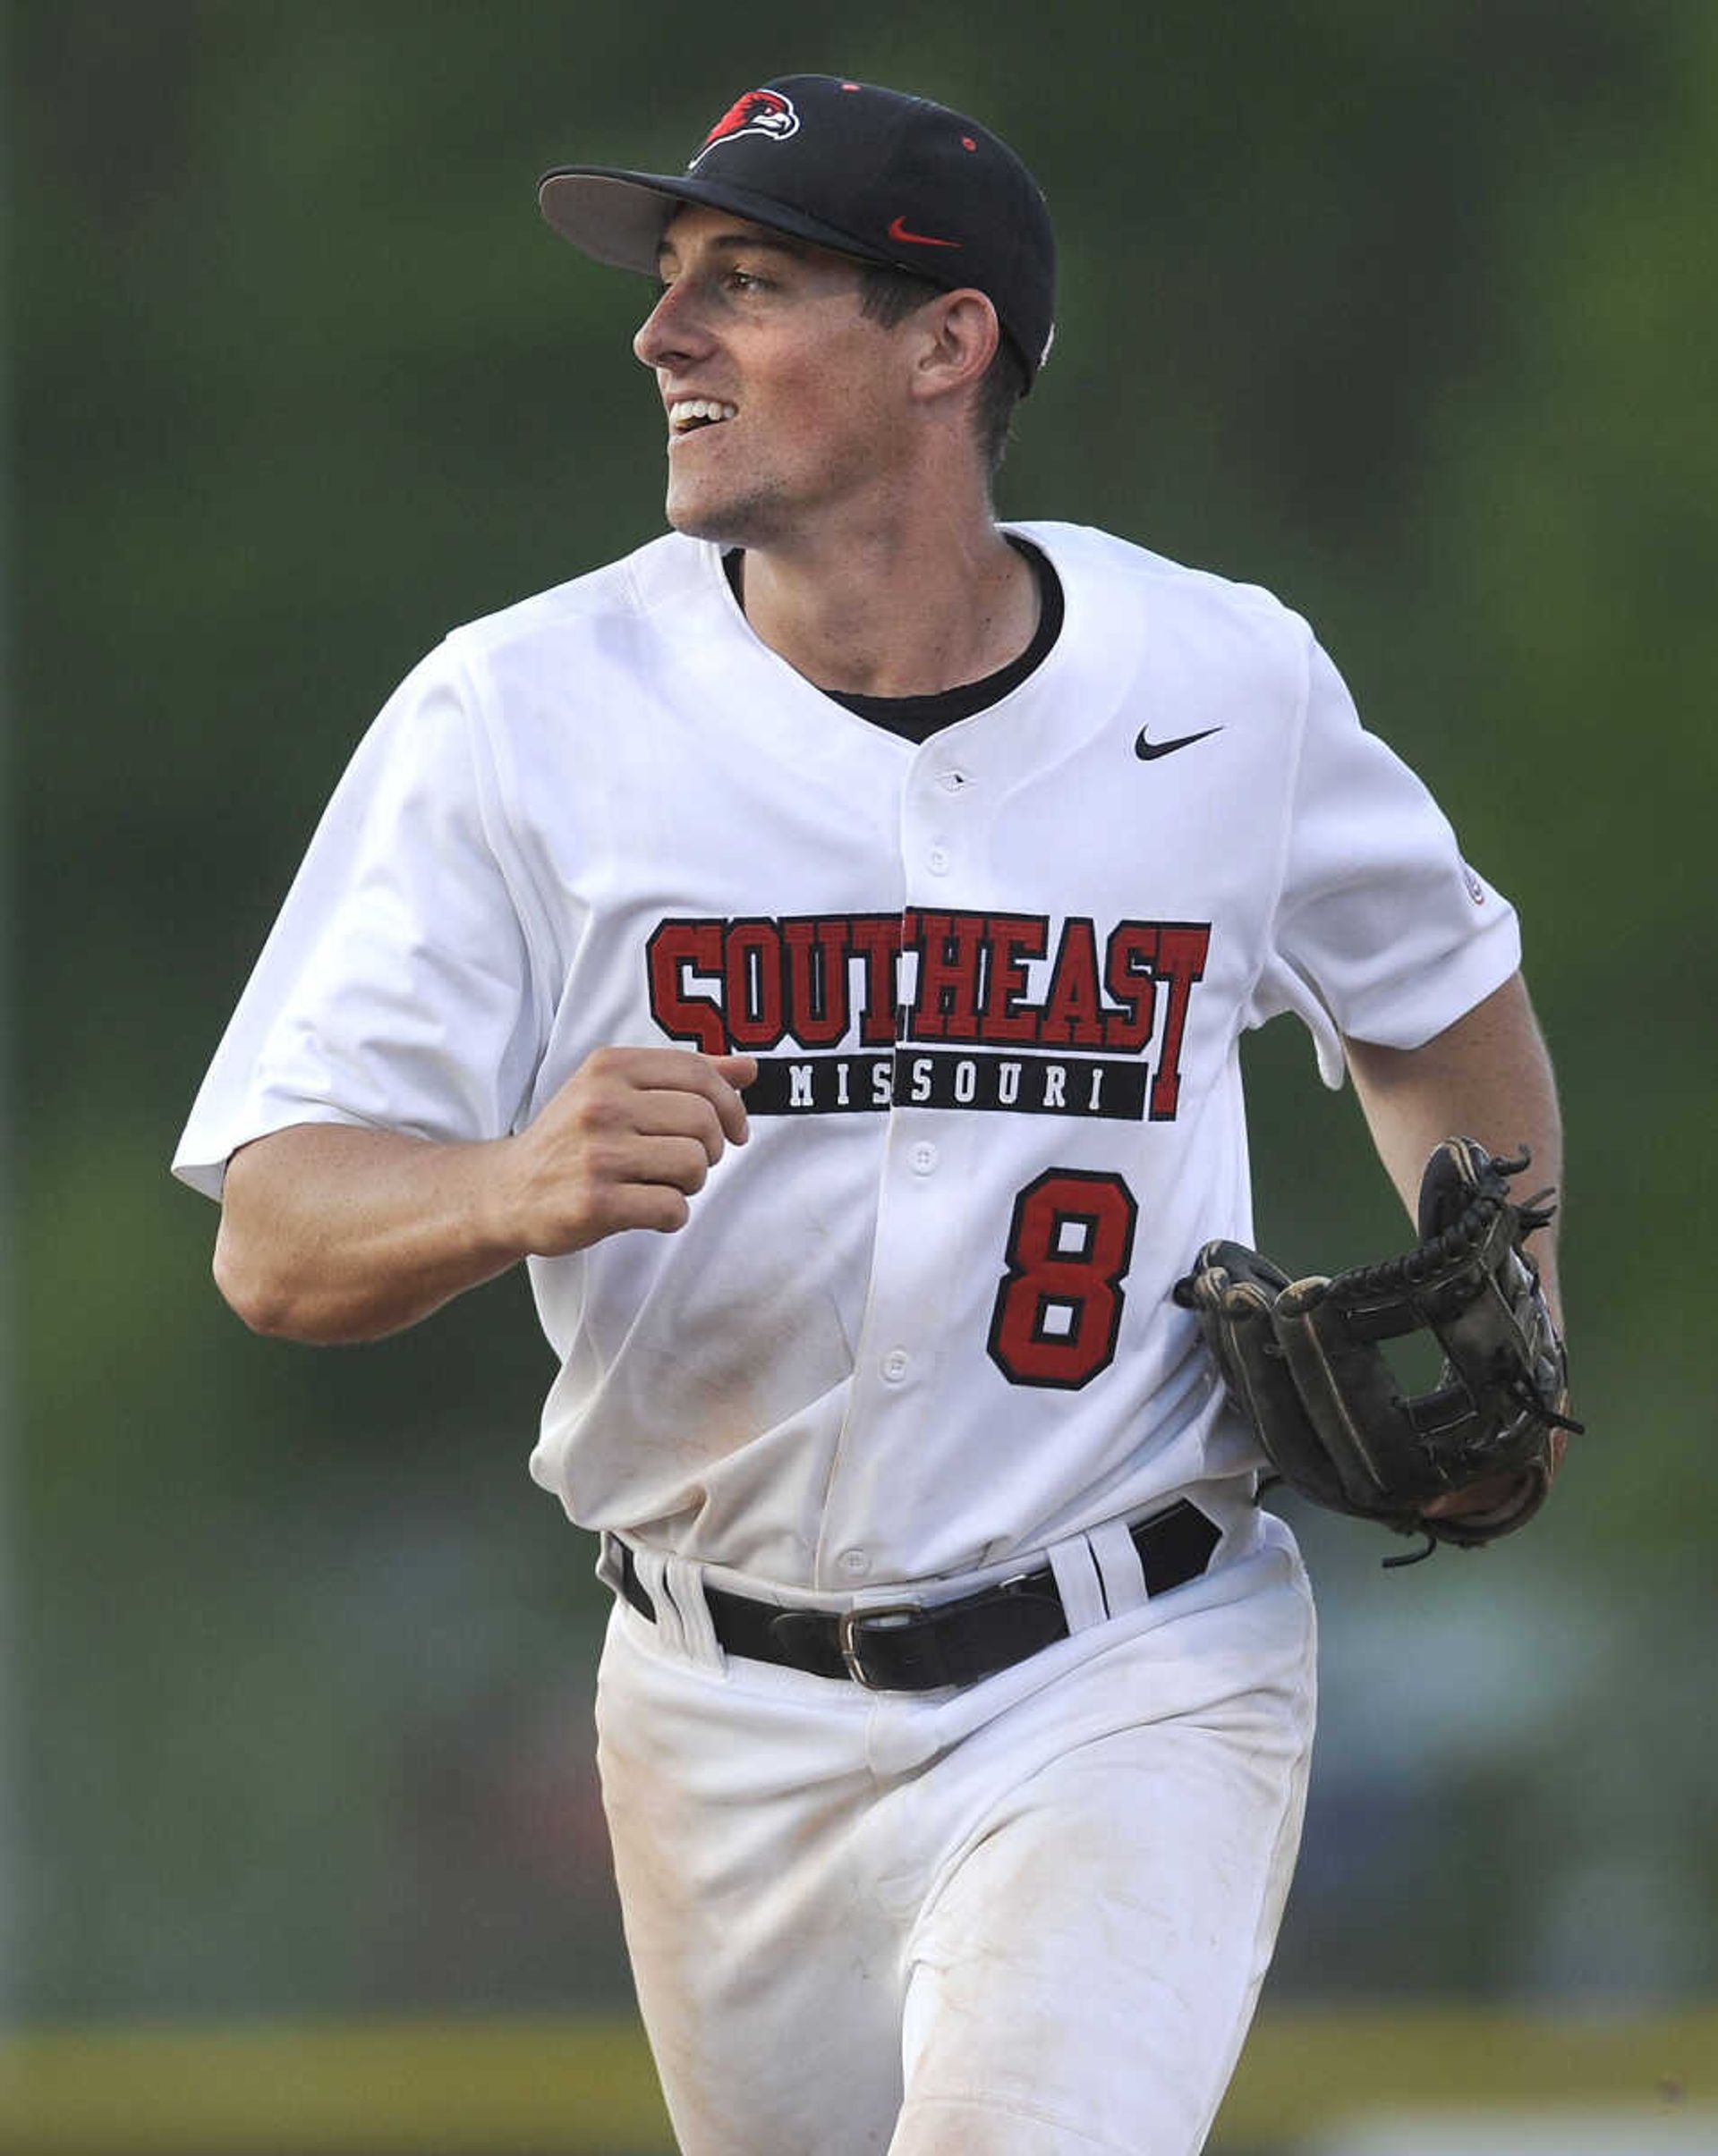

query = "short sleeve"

[
  {"left": 1247, "top": 639, "right": 1521, "bottom": 1087},
  {"left": 172, "top": 645, "right": 546, "bottom": 1198}
]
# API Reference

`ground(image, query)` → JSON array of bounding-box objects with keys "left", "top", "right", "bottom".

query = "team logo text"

[{"left": 646, "top": 909, "right": 1211, "bottom": 1121}]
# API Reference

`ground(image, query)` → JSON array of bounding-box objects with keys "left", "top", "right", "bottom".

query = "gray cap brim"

[{"left": 539, "top": 166, "right": 919, "bottom": 280}]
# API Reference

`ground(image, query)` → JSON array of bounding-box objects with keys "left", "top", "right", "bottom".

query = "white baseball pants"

[{"left": 593, "top": 1514, "right": 1315, "bottom": 2156}]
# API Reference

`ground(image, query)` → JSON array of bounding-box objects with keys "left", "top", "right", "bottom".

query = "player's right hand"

[{"left": 497, "top": 1046, "right": 757, "bottom": 1254}]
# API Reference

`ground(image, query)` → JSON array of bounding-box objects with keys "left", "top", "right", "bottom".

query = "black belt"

[{"left": 614, "top": 1500, "right": 1220, "bottom": 1693}]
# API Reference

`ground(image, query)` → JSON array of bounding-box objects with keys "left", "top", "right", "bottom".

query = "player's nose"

[{"left": 634, "top": 281, "right": 713, "bottom": 370}]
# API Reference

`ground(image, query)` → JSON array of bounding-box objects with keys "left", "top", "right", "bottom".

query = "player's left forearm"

[{"left": 1345, "top": 971, "right": 1564, "bottom": 1323}]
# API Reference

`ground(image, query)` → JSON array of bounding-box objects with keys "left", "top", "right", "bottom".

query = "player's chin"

[
  {"left": 663, "top": 441, "right": 790, "bottom": 540},
  {"left": 662, "top": 497, "right": 728, "bottom": 542},
  {"left": 662, "top": 483, "right": 780, "bottom": 551},
  {"left": 661, "top": 471, "right": 726, "bottom": 537}
]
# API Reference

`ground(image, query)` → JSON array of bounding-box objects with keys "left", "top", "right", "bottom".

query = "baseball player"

[{"left": 175, "top": 76, "right": 1566, "bottom": 2156}]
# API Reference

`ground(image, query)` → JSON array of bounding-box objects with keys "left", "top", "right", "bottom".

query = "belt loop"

[
  {"left": 1046, "top": 1538, "right": 1108, "bottom": 1634},
  {"left": 634, "top": 1547, "right": 722, "bottom": 1672},
  {"left": 662, "top": 1554, "right": 725, "bottom": 1672},
  {"left": 1089, "top": 1515, "right": 1148, "bottom": 1617},
  {"left": 631, "top": 1546, "right": 677, "bottom": 1644}
]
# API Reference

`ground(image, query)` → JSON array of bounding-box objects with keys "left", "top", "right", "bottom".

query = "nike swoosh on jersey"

[
  {"left": 1135, "top": 726, "right": 1223, "bottom": 760},
  {"left": 887, "top": 214, "right": 960, "bottom": 249}
]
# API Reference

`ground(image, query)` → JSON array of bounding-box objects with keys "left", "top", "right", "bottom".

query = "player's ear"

[{"left": 906, "top": 290, "right": 1000, "bottom": 408}]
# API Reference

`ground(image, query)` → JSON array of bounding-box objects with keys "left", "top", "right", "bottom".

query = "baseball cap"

[{"left": 538, "top": 74, "right": 1056, "bottom": 386}]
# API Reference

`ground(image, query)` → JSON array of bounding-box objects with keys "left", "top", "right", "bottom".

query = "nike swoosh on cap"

[
  {"left": 887, "top": 215, "right": 960, "bottom": 249},
  {"left": 1135, "top": 726, "right": 1223, "bottom": 761}
]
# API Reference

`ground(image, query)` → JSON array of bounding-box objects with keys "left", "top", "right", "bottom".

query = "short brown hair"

[{"left": 856, "top": 263, "right": 1027, "bottom": 481}]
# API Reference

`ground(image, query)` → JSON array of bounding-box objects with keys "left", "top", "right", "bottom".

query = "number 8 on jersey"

[{"left": 989, "top": 1167, "right": 1139, "bottom": 1389}]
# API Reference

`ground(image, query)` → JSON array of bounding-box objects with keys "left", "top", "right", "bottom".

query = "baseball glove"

[{"left": 1174, "top": 1138, "right": 1579, "bottom": 1562}]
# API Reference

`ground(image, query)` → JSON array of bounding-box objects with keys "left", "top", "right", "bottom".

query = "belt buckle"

[{"left": 838, "top": 1601, "right": 924, "bottom": 1689}]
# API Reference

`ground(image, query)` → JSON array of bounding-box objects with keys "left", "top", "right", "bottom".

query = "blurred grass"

[
  {"left": 0, "top": 2006, "right": 1711, "bottom": 2152},
  {"left": 0, "top": 2015, "right": 669, "bottom": 2154}
]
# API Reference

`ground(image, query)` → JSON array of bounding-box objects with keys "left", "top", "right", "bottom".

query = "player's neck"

[{"left": 733, "top": 513, "right": 1038, "bottom": 701}]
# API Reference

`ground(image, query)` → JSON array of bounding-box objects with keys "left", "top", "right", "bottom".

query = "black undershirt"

[{"left": 722, "top": 536, "right": 1065, "bottom": 743}]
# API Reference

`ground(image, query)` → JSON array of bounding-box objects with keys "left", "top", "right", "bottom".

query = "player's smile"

[
  {"left": 661, "top": 391, "right": 741, "bottom": 473},
  {"left": 667, "top": 397, "right": 739, "bottom": 439}
]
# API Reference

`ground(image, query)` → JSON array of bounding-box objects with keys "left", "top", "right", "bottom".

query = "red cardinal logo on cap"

[{"left": 691, "top": 89, "right": 800, "bottom": 165}]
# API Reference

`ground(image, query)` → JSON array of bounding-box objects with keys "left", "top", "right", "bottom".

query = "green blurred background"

[{"left": 7, "top": 0, "right": 1716, "bottom": 2136}]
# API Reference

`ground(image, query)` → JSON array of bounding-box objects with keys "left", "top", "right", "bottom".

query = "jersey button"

[
  {"left": 881, "top": 1348, "right": 910, "bottom": 1383},
  {"left": 926, "top": 846, "right": 950, "bottom": 874},
  {"left": 910, "top": 1142, "right": 939, "bottom": 1175},
  {"left": 838, "top": 1549, "right": 872, "bottom": 1579},
  {"left": 938, "top": 768, "right": 966, "bottom": 792}
]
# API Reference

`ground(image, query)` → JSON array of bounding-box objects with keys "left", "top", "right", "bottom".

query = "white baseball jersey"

[{"left": 174, "top": 520, "right": 1519, "bottom": 1592}]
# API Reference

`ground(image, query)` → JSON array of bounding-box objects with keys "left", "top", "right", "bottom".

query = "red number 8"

[{"left": 987, "top": 1168, "right": 1138, "bottom": 1389}]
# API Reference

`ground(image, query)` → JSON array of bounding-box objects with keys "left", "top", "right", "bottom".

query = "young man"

[{"left": 175, "top": 76, "right": 1563, "bottom": 2156}]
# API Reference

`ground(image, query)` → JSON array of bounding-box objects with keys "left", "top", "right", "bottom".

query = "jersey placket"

[{"left": 814, "top": 744, "right": 988, "bottom": 1592}]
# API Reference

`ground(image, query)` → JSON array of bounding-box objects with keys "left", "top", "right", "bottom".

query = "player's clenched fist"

[{"left": 497, "top": 1047, "right": 757, "bottom": 1253}]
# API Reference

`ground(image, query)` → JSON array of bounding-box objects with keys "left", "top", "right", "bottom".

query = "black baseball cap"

[{"left": 538, "top": 74, "right": 1056, "bottom": 386}]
